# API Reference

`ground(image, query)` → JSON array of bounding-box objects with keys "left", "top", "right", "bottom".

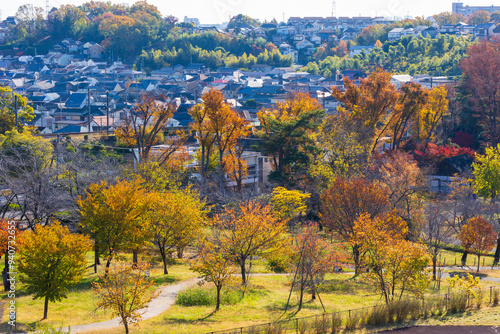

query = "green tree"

[
  {"left": 0, "top": 86, "right": 34, "bottom": 134},
  {"left": 256, "top": 93, "right": 325, "bottom": 185},
  {"left": 18, "top": 222, "right": 92, "bottom": 319},
  {"left": 472, "top": 144, "right": 500, "bottom": 200}
]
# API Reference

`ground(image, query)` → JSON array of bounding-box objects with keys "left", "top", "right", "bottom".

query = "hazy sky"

[{"left": 1, "top": 0, "right": 500, "bottom": 24}]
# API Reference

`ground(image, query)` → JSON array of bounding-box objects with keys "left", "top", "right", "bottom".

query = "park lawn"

[
  {"left": 437, "top": 249, "right": 497, "bottom": 268},
  {"left": 0, "top": 251, "right": 197, "bottom": 332},
  {"left": 79, "top": 274, "right": 385, "bottom": 334}
]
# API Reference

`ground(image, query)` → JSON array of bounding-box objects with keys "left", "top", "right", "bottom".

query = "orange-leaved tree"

[
  {"left": 115, "top": 93, "right": 186, "bottom": 165},
  {"left": 459, "top": 216, "right": 497, "bottom": 272},
  {"left": 212, "top": 201, "right": 287, "bottom": 287},
  {"left": 78, "top": 178, "right": 150, "bottom": 272},
  {"left": 191, "top": 236, "right": 237, "bottom": 311},
  {"left": 93, "top": 261, "right": 158, "bottom": 334},
  {"left": 287, "top": 223, "right": 346, "bottom": 312},
  {"left": 321, "top": 177, "right": 389, "bottom": 275},
  {"left": 189, "top": 89, "right": 250, "bottom": 182},
  {"left": 353, "top": 211, "right": 430, "bottom": 303}
]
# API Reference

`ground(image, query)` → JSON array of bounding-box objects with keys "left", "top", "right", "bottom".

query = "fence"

[{"left": 206, "top": 286, "right": 500, "bottom": 334}]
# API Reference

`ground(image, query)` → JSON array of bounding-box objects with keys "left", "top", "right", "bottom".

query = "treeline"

[
  {"left": 138, "top": 46, "right": 292, "bottom": 72},
  {"left": 304, "top": 35, "right": 472, "bottom": 77},
  {"left": 11, "top": 1, "right": 291, "bottom": 67}
]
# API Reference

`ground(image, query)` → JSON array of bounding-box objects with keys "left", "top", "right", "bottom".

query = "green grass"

[
  {"left": 0, "top": 250, "right": 198, "bottom": 332},
  {"left": 438, "top": 249, "right": 497, "bottom": 268}
]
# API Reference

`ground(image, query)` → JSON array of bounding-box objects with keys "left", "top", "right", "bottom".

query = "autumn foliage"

[
  {"left": 459, "top": 217, "right": 497, "bottom": 272},
  {"left": 353, "top": 211, "right": 430, "bottom": 303},
  {"left": 321, "top": 177, "right": 389, "bottom": 274},
  {"left": 93, "top": 261, "right": 158, "bottom": 333}
]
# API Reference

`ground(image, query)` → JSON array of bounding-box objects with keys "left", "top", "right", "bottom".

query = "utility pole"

[
  {"left": 14, "top": 95, "right": 18, "bottom": 130},
  {"left": 106, "top": 91, "right": 109, "bottom": 135},
  {"left": 87, "top": 87, "right": 91, "bottom": 134}
]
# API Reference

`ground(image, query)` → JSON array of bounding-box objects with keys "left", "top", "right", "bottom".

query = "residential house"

[
  {"left": 474, "top": 23, "right": 497, "bottom": 39},
  {"left": 388, "top": 28, "right": 404, "bottom": 40},
  {"left": 341, "top": 27, "right": 358, "bottom": 40},
  {"left": 83, "top": 42, "right": 104, "bottom": 59}
]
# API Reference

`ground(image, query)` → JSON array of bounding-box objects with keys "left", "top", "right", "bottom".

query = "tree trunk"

[
  {"left": 2, "top": 254, "right": 10, "bottom": 292},
  {"left": 477, "top": 255, "right": 481, "bottom": 273},
  {"left": 176, "top": 246, "right": 184, "bottom": 259},
  {"left": 43, "top": 295, "right": 49, "bottom": 320},
  {"left": 298, "top": 283, "right": 304, "bottom": 311},
  {"left": 132, "top": 249, "right": 138, "bottom": 266},
  {"left": 124, "top": 319, "right": 129, "bottom": 334},
  {"left": 161, "top": 251, "right": 168, "bottom": 275},
  {"left": 493, "top": 237, "right": 500, "bottom": 267},
  {"left": 353, "top": 245, "right": 361, "bottom": 276},
  {"left": 105, "top": 257, "right": 112, "bottom": 278},
  {"left": 240, "top": 257, "right": 247, "bottom": 286},
  {"left": 94, "top": 245, "right": 99, "bottom": 274},
  {"left": 432, "top": 255, "right": 437, "bottom": 281},
  {"left": 461, "top": 249, "right": 468, "bottom": 267},
  {"left": 215, "top": 285, "right": 221, "bottom": 311}
]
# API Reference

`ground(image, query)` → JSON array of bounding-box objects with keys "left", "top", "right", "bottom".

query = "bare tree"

[
  {"left": 420, "top": 201, "right": 453, "bottom": 280},
  {"left": 0, "top": 145, "right": 69, "bottom": 230}
]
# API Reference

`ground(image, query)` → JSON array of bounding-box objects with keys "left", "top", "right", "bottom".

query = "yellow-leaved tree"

[
  {"left": 93, "top": 261, "right": 158, "bottom": 334},
  {"left": 149, "top": 188, "right": 205, "bottom": 274},
  {"left": 415, "top": 85, "right": 449, "bottom": 143},
  {"left": 18, "top": 222, "right": 92, "bottom": 319},
  {"left": 78, "top": 178, "right": 150, "bottom": 272},
  {"left": 270, "top": 186, "right": 310, "bottom": 221}
]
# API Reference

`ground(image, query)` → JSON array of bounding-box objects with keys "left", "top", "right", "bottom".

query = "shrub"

[
  {"left": 493, "top": 288, "right": 499, "bottom": 306},
  {"left": 330, "top": 313, "right": 342, "bottom": 333},
  {"left": 366, "top": 306, "right": 389, "bottom": 326},
  {"left": 266, "top": 254, "right": 289, "bottom": 273},
  {"left": 313, "top": 315, "right": 329, "bottom": 334},
  {"left": 345, "top": 310, "right": 365, "bottom": 331},
  {"left": 447, "top": 292, "right": 468, "bottom": 313},
  {"left": 176, "top": 285, "right": 240, "bottom": 306}
]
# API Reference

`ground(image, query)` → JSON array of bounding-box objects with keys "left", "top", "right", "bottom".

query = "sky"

[{"left": 1, "top": 0, "right": 500, "bottom": 24}]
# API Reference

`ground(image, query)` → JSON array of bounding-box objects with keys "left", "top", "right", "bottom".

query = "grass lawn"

[
  {"left": 438, "top": 249, "right": 498, "bottom": 268},
  {"left": 78, "top": 273, "right": 381, "bottom": 334},
  {"left": 0, "top": 250, "right": 198, "bottom": 332},
  {"left": 77, "top": 271, "right": 500, "bottom": 334}
]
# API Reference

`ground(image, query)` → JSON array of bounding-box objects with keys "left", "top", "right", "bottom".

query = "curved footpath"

[
  {"left": 61, "top": 267, "right": 500, "bottom": 333},
  {"left": 61, "top": 277, "right": 201, "bottom": 333}
]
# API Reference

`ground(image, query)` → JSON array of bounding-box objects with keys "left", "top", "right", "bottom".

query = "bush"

[
  {"left": 387, "top": 299, "right": 421, "bottom": 323},
  {"left": 447, "top": 292, "right": 468, "bottom": 313},
  {"left": 176, "top": 285, "right": 241, "bottom": 306},
  {"left": 330, "top": 313, "right": 342, "bottom": 334},
  {"left": 366, "top": 306, "right": 389, "bottom": 326},
  {"left": 493, "top": 288, "right": 499, "bottom": 306},
  {"left": 345, "top": 310, "right": 365, "bottom": 331},
  {"left": 313, "top": 315, "right": 330, "bottom": 334},
  {"left": 267, "top": 254, "right": 288, "bottom": 273}
]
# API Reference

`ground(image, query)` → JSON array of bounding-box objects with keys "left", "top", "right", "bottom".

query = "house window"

[{"left": 264, "top": 158, "right": 268, "bottom": 163}]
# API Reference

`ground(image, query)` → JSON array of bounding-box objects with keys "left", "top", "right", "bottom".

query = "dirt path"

[{"left": 61, "top": 277, "right": 201, "bottom": 333}]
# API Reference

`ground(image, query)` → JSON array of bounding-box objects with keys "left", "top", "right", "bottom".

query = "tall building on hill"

[{"left": 452, "top": 2, "right": 500, "bottom": 15}]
